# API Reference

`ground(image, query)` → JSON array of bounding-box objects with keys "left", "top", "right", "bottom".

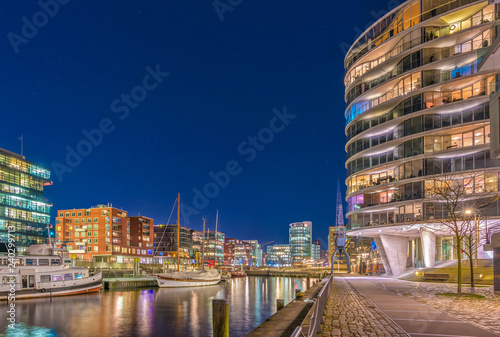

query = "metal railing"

[{"left": 291, "top": 273, "right": 334, "bottom": 337}]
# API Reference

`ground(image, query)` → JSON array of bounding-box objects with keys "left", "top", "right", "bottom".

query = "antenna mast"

[
  {"left": 335, "top": 178, "right": 344, "bottom": 227},
  {"left": 177, "top": 193, "right": 180, "bottom": 272}
]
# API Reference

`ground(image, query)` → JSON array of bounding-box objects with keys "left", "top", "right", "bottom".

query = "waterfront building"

[
  {"left": 0, "top": 148, "right": 51, "bottom": 253},
  {"left": 55, "top": 205, "right": 154, "bottom": 263},
  {"left": 203, "top": 231, "right": 225, "bottom": 266},
  {"left": 289, "top": 221, "right": 312, "bottom": 265},
  {"left": 130, "top": 215, "right": 153, "bottom": 249},
  {"left": 245, "top": 240, "right": 263, "bottom": 267},
  {"left": 344, "top": 0, "right": 500, "bottom": 276},
  {"left": 224, "top": 238, "right": 251, "bottom": 265},
  {"left": 153, "top": 224, "right": 193, "bottom": 268},
  {"left": 266, "top": 244, "right": 291, "bottom": 267},
  {"left": 312, "top": 242, "right": 321, "bottom": 261}
]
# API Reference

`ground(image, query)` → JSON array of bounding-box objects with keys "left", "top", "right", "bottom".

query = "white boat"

[
  {"left": 156, "top": 269, "right": 221, "bottom": 288},
  {"left": 0, "top": 244, "right": 102, "bottom": 300}
]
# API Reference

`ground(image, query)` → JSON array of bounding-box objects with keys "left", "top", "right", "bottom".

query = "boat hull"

[
  {"left": 231, "top": 273, "right": 247, "bottom": 277},
  {"left": 0, "top": 278, "right": 102, "bottom": 300},
  {"left": 156, "top": 276, "right": 221, "bottom": 288}
]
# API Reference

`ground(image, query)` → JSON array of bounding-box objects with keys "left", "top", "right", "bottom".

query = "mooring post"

[
  {"left": 276, "top": 299, "right": 284, "bottom": 311},
  {"left": 212, "top": 299, "right": 229, "bottom": 337}
]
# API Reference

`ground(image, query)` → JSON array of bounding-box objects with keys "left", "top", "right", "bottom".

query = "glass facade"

[
  {"left": 0, "top": 148, "right": 51, "bottom": 253},
  {"left": 266, "top": 244, "right": 291, "bottom": 267},
  {"left": 345, "top": 0, "right": 500, "bottom": 234},
  {"left": 289, "top": 221, "right": 312, "bottom": 265}
]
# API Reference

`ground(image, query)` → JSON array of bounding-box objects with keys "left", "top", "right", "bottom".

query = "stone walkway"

[
  {"left": 320, "top": 276, "right": 500, "bottom": 337},
  {"left": 319, "top": 277, "right": 408, "bottom": 337}
]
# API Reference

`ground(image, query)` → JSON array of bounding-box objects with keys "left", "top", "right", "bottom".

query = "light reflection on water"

[{"left": 0, "top": 277, "right": 309, "bottom": 337}]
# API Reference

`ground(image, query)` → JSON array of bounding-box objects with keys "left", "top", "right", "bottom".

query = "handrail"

[{"left": 304, "top": 274, "right": 333, "bottom": 337}]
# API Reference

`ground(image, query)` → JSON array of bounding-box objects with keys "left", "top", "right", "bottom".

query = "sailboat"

[{"left": 156, "top": 194, "right": 221, "bottom": 288}]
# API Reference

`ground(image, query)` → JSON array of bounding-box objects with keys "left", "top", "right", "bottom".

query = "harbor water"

[{"left": 1, "top": 276, "right": 311, "bottom": 337}]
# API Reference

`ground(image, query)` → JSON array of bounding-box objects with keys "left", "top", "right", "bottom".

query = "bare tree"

[{"left": 425, "top": 171, "right": 499, "bottom": 295}]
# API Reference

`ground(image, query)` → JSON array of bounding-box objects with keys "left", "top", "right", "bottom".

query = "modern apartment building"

[
  {"left": 55, "top": 205, "right": 154, "bottom": 262},
  {"left": 289, "top": 221, "right": 312, "bottom": 265},
  {"left": 266, "top": 244, "right": 291, "bottom": 267},
  {"left": 344, "top": 0, "right": 500, "bottom": 276},
  {"left": 0, "top": 148, "right": 51, "bottom": 252}
]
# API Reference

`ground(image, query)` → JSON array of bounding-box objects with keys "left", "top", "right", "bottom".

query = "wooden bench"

[{"left": 422, "top": 273, "right": 450, "bottom": 281}]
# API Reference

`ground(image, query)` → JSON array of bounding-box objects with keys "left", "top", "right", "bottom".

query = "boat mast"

[
  {"left": 177, "top": 193, "right": 180, "bottom": 272},
  {"left": 202, "top": 217, "right": 206, "bottom": 268},
  {"left": 214, "top": 210, "right": 218, "bottom": 268}
]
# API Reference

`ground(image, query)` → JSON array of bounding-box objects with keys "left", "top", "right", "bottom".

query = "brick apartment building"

[{"left": 55, "top": 204, "right": 154, "bottom": 263}]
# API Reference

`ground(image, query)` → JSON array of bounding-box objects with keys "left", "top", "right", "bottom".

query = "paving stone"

[{"left": 321, "top": 278, "right": 409, "bottom": 336}]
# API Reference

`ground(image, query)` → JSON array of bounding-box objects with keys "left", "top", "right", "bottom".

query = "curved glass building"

[
  {"left": 344, "top": 0, "right": 500, "bottom": 276},
  {"left": 289, "top": 221, "right": 312, "bottom": 265}
]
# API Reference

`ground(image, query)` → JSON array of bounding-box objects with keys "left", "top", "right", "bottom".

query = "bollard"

[
  {"left": 276, "top": 299, "right": 285, "bottom": 311},
  {"left": 212, "top": 299, "right": 229, "bottom": 337},
  {"left": 307, "top": 277, "right": 310, "bottom": 289},
  {"left": 295, "top": 289, "right": 301, "bottom": 296}
]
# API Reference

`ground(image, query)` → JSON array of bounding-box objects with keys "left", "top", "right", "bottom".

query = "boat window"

[
  {"left": 40, "top": 275, "right": 51, "bottom": 282},
  {"left": 52, "top": 275, "right": 63, "bottom": 281},
  {"left": 2, "top": 276, "right": 15, "bottom": 284},
  {"left": 51, "top": 259, "right": 61, "bottom": 266},
  {"left": 13, "top": 259, "right": 24, "bottom": 266},
  {"left": 39, "top": 259, "right": 49, "bottom": 266},
  {"left": 0, "top": 258, "right": 7, "bottom": 265},
  {"left": 26, "top": 259, "right": 37, "bottom": 266},
  {"left": 75, "top": 273, "right": 83, "bottom": 279},
  {"left": 64, "top": 274, "right": 73, "bottom": 280}
]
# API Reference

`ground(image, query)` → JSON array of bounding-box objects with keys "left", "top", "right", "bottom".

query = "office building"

[
  {"left": 0, "top": 148, "right": 51, "bottom": 253},
  {"left": 289, "top": 221, "right": 312, "bottom": 265},
  {"left": 0, "top": 149, "right": 52, "bottom": 253},
  {"left": 266, "top": 244, "right": 291, "bottom": 267}
]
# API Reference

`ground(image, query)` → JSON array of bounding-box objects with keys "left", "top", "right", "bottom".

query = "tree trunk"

[
  {"left": 457, "top": 237, "right": 462, "bottom": 296},
  {"left": 469, "top": 253, "right": 475, "bottom": 293}
]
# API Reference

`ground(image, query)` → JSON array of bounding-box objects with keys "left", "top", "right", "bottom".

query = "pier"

[{"left": 103, "top": 277, "right": 158, "bottom": 290}]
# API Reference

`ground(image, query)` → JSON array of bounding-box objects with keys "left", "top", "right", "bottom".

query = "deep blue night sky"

[{"left": 1, "top": 0, "right": 392, "bottom": 249}]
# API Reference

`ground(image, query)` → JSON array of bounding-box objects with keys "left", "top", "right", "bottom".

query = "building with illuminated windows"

[
  {"left": 0, "top": 148, "right": 51, "bottom": 253},
  {"left": 224, "top": 238, "right": 251, "bottom": 265},
  {"left": 289, "top": 221, "right": 312, "bottom": 265},
  {"left": 344, "top": 0, "right": 500, "bottom": 276},
  {"left": 55, "top": 205, "right": 154, "bottom": 262},
  {"left": 153, "top": 223, "right": 193, "bottom": 265},
  {"left": 266, "top": 244, "right": 291, "bottom": 267},
  {"left": 202, "top": 231, "right": 225, "bottom": 266},
  {"left": 245, "top": 240, "right": 263, "bottom": 267}
]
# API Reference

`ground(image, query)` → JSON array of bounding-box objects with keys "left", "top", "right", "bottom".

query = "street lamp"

[{"left": 465, "top": 208, "right": 479, "bottom": 268}]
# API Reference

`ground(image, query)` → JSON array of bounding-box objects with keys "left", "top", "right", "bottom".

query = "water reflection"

[{"left": 0, "top": 277, "right": 307, "bottom": 337}]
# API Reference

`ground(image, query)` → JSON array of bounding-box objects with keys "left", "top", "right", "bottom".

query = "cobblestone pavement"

[
  {"left": 383, "top": 280, "right": 500, "bottom": 337},
  {"left": 319, "top": 277, "right": 409, "bottom": 337}
]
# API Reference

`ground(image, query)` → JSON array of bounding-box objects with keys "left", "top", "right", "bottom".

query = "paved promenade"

[{"left": 320, "top": 276, "right": 500, "bottom": 337}]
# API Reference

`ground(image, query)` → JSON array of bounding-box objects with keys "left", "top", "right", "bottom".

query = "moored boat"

[
  {"left": 156, "top": 269, "right": 221, "bottom": 288},
  {"left": 0, "top": 244, "right": 102, "bottom": 300},
  {"left": 231, "top": 264, "right": 247, "bottom": 277}
]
